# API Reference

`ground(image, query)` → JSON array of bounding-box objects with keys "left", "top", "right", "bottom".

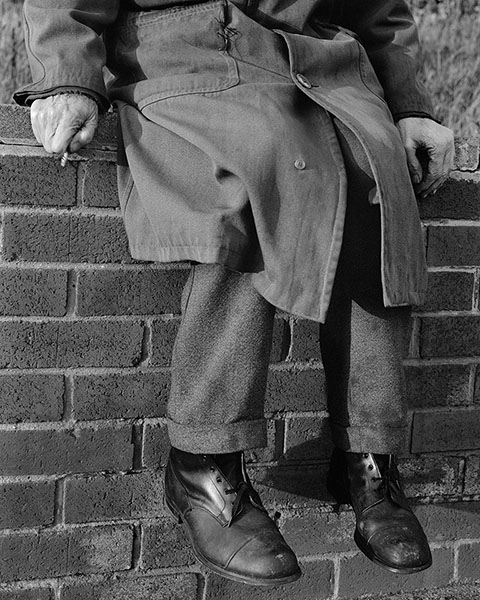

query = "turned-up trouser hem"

[{"left": 167, "top": 116, "right": 412, "bottom": 455}]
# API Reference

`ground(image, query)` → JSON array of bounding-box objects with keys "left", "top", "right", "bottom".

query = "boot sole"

[{"left": 164, "top": 494, "right": 302, "bottom": 587}]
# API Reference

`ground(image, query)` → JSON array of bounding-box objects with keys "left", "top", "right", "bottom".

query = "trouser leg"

[
  {"left": 320, "top": 118, "right": 412, "bottom": 455},
  {"left": 167, "top": 263, "right": 275, "bottom": 453}
]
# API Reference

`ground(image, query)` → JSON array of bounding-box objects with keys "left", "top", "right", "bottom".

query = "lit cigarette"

[{"left": 60, "top": 152, "right": 69, "bottom": 167}]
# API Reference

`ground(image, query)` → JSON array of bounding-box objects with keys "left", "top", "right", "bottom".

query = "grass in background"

[{"left": 1, "top": 0, "right": 479, "bottom": 137}]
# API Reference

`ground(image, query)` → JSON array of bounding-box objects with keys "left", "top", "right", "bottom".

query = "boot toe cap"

[{"left": 367, "top": 527, "right": 432, "bottom": 572}]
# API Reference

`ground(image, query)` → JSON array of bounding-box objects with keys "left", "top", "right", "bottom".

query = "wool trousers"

[{"left": 166, "top": 117, "right": 412, "bottom": 456}]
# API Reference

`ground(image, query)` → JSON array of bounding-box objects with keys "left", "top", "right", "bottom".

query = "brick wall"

[{"left": 0, "top": 103, "right": 479, "bottom": 600}]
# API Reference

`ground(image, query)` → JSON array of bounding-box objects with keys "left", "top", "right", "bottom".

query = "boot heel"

[{"left": 164, "top": 495, "right": 183, "bottom": 524}]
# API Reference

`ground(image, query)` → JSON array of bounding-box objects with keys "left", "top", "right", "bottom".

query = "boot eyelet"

[
  {"left": 368, "top": 464, "right": 373, "bottom": 471},
  {"left": 216, "top": 477, "right": 222, "bottom": 483}
]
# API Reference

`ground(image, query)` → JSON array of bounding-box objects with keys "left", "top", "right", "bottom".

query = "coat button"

[
  {"left": 294, "top": 159, "right": 306, "bottom": 170},
  {"left": 296, "top": 73, "right": 312, "bottom": 88}
]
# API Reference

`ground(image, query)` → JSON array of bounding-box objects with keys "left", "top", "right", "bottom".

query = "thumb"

[{"left": 404, "top": 144, "right": 423, "bottom": 185}]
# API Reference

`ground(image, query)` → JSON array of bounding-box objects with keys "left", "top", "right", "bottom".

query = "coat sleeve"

[
  {"left": 13, "top": 0, "right": 120, "bottom": 112},
  {"left": 338, "top": 0, "right": 435, "bottom": 121}
]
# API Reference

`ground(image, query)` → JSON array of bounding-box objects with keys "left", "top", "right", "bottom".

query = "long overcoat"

[{"left": 15, "top": 0, "right": 434, "bottom": 322}]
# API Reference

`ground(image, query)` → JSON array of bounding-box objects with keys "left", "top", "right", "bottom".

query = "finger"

[
  {"left": 404, "top": 144, "right": 423, "bottom": 185},
  {"left": 69, "top": 119, "right": 97, "bottom": 153},
  {"left": 419, "top": 174, "right": 448, "bottom": 198},
  {"left": 48, "top": 124, "right": 80, "bottom": 155}
]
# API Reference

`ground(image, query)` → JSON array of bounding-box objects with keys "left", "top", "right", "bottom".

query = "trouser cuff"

[
  {"left": 330, "top": 422, "right": 408, "bottom": 455},
  {"left": 167, "top": 418, "right": 267, "bottom": 453}
]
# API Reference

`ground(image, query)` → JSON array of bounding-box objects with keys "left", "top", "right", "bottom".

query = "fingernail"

[{"left": 413, "top": 174, "right": 421, "bottom": 184}]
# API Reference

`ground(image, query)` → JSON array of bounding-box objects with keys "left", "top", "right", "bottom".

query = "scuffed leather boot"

[
  {"left": 164, "top": 447, "right": 301, "bottom": 586},
  {"left": 327, "top": 448, "right": 432, "bottom": 574}
]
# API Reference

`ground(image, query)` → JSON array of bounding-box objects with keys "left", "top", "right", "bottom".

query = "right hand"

[{"left": 30, "top": 93, "right": 99, "bottom": 155}]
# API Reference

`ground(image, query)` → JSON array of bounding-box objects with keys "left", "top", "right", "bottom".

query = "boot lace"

[{"left": 225, "top": 481, "right": 250, "bottom": 517}]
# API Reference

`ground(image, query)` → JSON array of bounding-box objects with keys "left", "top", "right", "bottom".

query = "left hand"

[{"left": 396, "top": 117, "right": 454, "bottom": 198}]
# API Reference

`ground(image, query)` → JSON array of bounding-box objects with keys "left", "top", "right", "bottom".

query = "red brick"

[
  {"left": 65, "top": 471, "right": 166, "bottom": 523},
  {"left": 0, "top": 425, "right": 134, "bottom": 476},
  {"left": 61, "top": 575, "right": 198, "bottom": 600},
  {"left": 204, "top": 559, "right": 334, "bottom": 600},
  {"left": 2, "top": 213, "right": 131, "bottom": 264},
  {"left": 290, "top": 319, "right": 321, "bottom": 362},
  {"left": 251, "top": 464, "right": 330, "bottom": 509},
  {"left": 80, "top": 160, "right": 118, "bottom": 208},
  {"left": 405, "top": 363, "right": 471, "bottom": 408},
  {"left": 150, "top": 320, "right": 180, "bottom": 367},
  {"left": 76, "top": 268, "right": 188, "bottom": 315},
  {"left": 0, "top": 153, "right": 77, "bottom": 207},
  {"left": 338, "top": 547, "right": 453, "bottom": 598},
  {"left": 141, "top": 521, "right": 195, "bottom": 570},
  {"left": 427, "top": 226, "right": 480, "bottom": 267},
  {"left": 284, "top": 415, "right": 333, "bottom": 461},
  {"left": 0, "top": 589, "right": 53, "bottom": 600},
  {"left": 265, "top": 366, "right": 326, "bottom": 413},
  {"left": 419, "top": 173, "right": 480, "bottom": 220},
  {"left": 282, "top": 509, "right": 356, "bottom": 556},
  {"left": 0, "top": 481, "right": 55, "bottom": 528},
  {"left": 474, "top": 366, "right": 480, "bottom": 404},
  {"left": 0, "top": 525, "right": 133, "bottom": 581},
  {"left": 420, "top": 316, "right": 480, "bottom": 357},
  {"left": 411, "top": 408, "right": 480, "bottom": 453},
  {"left": 400, "top": 456, "right": 463, "bottom": 498},
  {"left": 415, "top": 502, "right": 480, "bottom": 543},
  {"left": 0, "top": 320, "right": 144, "bottom": 368},
  {"left": 464, "top": 455, "right": 480, "bottom": 495},
  {"left": 143, "top": 422, "right": 170, "bottom": 469},
  {"left": 0, "top": 268, "right": 68, "bottom": 316},
  {"left": 245, "top": 419, "right": 285, "bottom": 463},
  {"left": 454, "top": 138, "right": 480, "bottom": 171},
  {"left": 416, "top": 271, "right": 474, "bottom": 312},
  {"left": 73, "top": 371, "right": 169, "bottom": 420},
  {"left": 458, "top": 542, "right": 480, "bottom": 581},
  {"left": 0, "top": 374, "right": 64, "bottom": 423}
]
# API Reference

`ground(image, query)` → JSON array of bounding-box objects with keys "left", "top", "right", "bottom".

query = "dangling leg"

[
  {"left": 321, "top": 118, "right": 431, "bottom": 574},
  {"left": 164, "top": 263, "right": 300, "bottom": 586}
]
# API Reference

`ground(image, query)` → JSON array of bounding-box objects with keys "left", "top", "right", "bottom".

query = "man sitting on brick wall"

[{"left": 15, "top": 0, "right": 454, "bottom": 587}]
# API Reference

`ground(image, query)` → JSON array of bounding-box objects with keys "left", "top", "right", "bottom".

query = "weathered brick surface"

[
  {"left": 0, "top": 425, "right": 134, "bottom": 475},
  {"left": 284, "top": 415, "right": 333, "bottom": 461},
  {"left": 454, "top": 138, "right": 480, "bottom": 171},
  {"left": 0, "top": 481, "right": 55, "bottom": 528},
  {"left": 412, "top": 408, "right": 480, "bottom": 453},
  {"left": 2, "top": 213, "right": 131, "bottom": 264},
  {"left": 419, "top": 172, "right": 480, "bottom": 220},
  {"left": 142, "top": 422, "right": 170, "bottom": 469},
  {"left": 141, "top": 521, "right": 195, "bottom": 570},
  {"left": 400, "top": 456, "right": 463, "bottom": 498},
  {"left": 0, "top": 320, "right": 144, "bottom": 368},
  {"left": 204, "top": 559, "right": 335, "bottom": 600},
  {"left": 265, "top": 366, "right": 326, "bottom": 413},
  {"left": 0, "top": 589, "right": 54, "bottom": 600},
  {"left": 61, "top": 575, "right": 198, "bottom": 600},
  {"left": 290, "top": 319, "right": 322, "bottom": 362},
  {"left": 0, "top": 268, "right": 68, "bottom": 316},
  {"left": 0, "top": 153, "right": 77, "bottom": 207},
  {"left": 76, "top": 268, "right": 187, "bottom": 315},
  {"left": 416, "top": 270, "right": 474, "bottom": 312},
  {"left": 420, "top": 316, "right": 480, "bottom": 357},
  {"left": 427, "top": 226, "right": 480, "bottom": 267},
  {"left": 405, "top": 363, "right": 472, "bottom": 408},
  {"left": 458, "top": 543, "right": 480, "bottom": 581},
  {"left": 80, "top": 160, "right": 118, "bottom": 208},
  {"left": 73, "top": 371, "right": 169, "bottom": 420},
  {"left": 338, "top": 548, "right": 454, "bottom": 598},
  {"left": 0, "top": 374, "right": 64, "bottom": 423},
  {"left": 415, "top": 502, "right": 480, "bottom": 542},
  {"left": 150, "top": 320, "right": 180, "bottom": 367},
  {"left": 65, "top": 471, "right": 166, "bottom": 523},
  {"left": 0, "top": 526, "right": 133, "bottom": 581},
  {"left": 464, "top": 455, "right": 480, "bottom": 495}
]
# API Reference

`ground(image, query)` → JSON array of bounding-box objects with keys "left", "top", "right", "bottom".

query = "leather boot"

[
  {"left": 327, "top": 448, "right": 432, "bottom": 574},
  {"left": 164, "top": 447, "right": 301, "bottom": 586}
]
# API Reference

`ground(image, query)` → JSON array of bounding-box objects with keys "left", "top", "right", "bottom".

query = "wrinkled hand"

[
  {"left": 30, "top": 93, "right": 98, "bottom": 155},
  {"left": 396, "top": 117, "right": 454, "bottom": 198}
]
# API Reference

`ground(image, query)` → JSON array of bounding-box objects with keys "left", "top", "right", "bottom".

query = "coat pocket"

[{"left": 108, "top": 1, "right": 239, "bottom": 109}]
